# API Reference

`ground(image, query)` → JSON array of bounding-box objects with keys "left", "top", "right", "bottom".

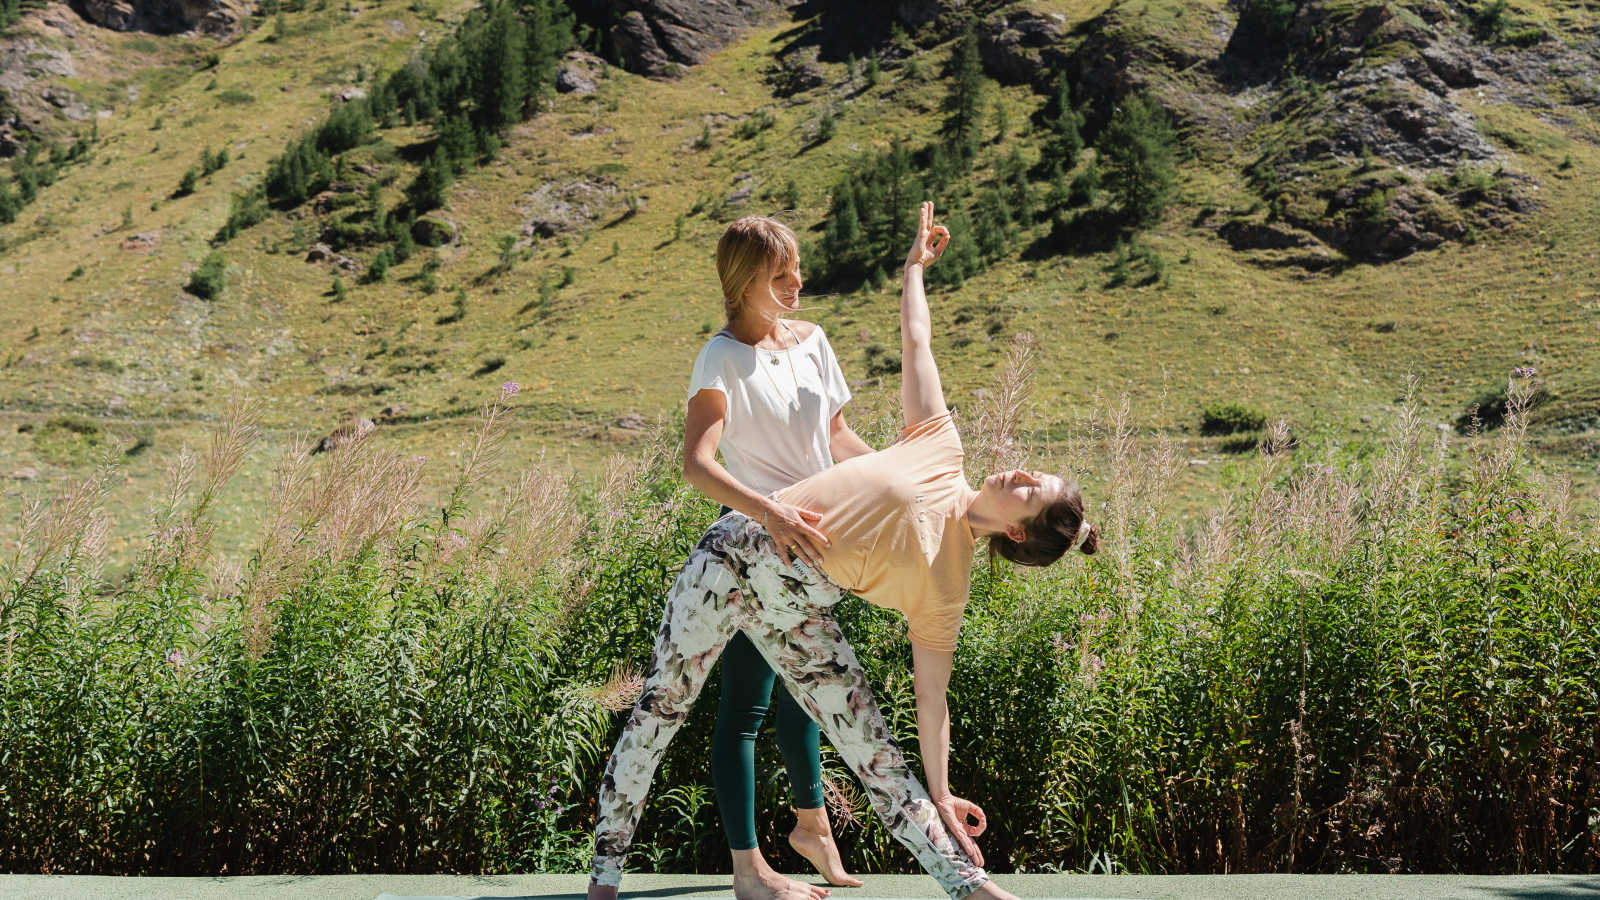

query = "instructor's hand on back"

[{"left": 762, "top": 499, "right": 830, "bottom": 568}]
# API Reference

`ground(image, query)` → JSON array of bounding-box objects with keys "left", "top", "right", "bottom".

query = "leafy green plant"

[
  {"left": 185, "top": 251, "right": 228, "bottom": 299},
  {"left": 0, "top": 371, "right": 1594, "bottom": 880},
  {"left": 1200, "top": 399, "right": 1267, "bottom": 435}
]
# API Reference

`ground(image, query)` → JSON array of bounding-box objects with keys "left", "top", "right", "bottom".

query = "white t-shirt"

[{"left": 687, "top": 326, "right": 852, "bottom": 498}]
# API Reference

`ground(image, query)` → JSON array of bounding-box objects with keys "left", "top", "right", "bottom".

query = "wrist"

[{"left": 905, "top": 261, "right": 924, "bottom": 272}]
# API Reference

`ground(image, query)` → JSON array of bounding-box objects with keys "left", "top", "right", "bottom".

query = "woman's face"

[
  {"left": 743, "top": 253, "right": 803, "bottom": 315},
  {"left": 978, "top": 469, "right": 1065, "bottom": 532}
]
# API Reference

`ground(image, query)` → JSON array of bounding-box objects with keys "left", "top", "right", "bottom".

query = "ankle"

[
  {"left": 792, "top": 807, "right": 833, "bottom": 838},
  {"left": 730, "top": 848, "right": 771, "bottom": 879}
]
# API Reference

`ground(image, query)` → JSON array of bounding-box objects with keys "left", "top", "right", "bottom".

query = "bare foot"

[
  {"left": 732, "top": 866, "right": 831, "bottom": 900},
  {"left": 587, "top": 885, "right": 618, "bottom": 900},
  {"left": 788, "top": 811, "right": 863, "bottom": 888}
]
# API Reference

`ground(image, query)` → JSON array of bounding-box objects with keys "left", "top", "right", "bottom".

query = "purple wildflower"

[
  {"left": 1513, "top": 366, "right": 1540, "bottom": 379},
  {"left": 502, "top": 381, "right": 521, "bottom": 397}
]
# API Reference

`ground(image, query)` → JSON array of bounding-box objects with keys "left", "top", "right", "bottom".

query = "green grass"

[{"left": 1, "top": 0, "right": 1599, "bottom": 554}]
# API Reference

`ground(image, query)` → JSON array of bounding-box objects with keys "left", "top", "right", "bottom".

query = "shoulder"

[
  {"left": 787, "top": 319, "right": 821, "bottom": 341},
  {"left": 693, "top": 333, "right": 742, "bottom": 365}
]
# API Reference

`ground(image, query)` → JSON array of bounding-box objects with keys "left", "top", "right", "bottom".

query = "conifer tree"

[
  {"left": 1043, "top": 75, "right": 1084, "bottom": 169},
  {"left": 1070, "top": 156, "right": 1102, "bottom": 207},
  {"left": 1099, "top": 93, "right": 1177, "bottom": 225},
  {"left": 407, "top": 147, "right": 453, "bottom": 211},
  {"left": 0, "top": 178, "right": 19, "bottom": 224},
  {"left": 438, "top": 116, "right": 478, "bottom": 166},
  {"left": 522, "top": 0, "right": 576, "bottom": 104},
  {"left": 942, "top": 24, "right": 984, "bottom": 153},
  {"left": 466, "top": 0, "right": 528, "bottom": 131}
]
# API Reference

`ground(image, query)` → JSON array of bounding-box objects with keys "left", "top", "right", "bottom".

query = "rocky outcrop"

[
  {"left": 72, "top": 0, "right": 246, "bottom": 37},
  {"left": 516, "top": 177, "right": 619, "bottom": 240},
  {"left": 977, "top": 6, "right": 1067, "bottom": 83},
  {"left": 556, "top": 50, "right": 602, "bottom": 94},
  {"left": 568, "top": 0, "right": 796, "bottom": 79}
]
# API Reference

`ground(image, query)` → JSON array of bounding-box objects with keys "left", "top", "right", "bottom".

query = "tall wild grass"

[{"left": 1, "top": 362, "right": 1595, "bottom": 876}]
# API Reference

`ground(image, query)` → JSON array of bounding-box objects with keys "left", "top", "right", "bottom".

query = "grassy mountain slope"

[{"left": 2, "top": 0, "right": 1600, "bottom": 569}]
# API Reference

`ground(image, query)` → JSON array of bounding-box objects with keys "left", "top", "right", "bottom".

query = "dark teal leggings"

[{"left": 713, "top": 629, "right": 827, "bottom": 850}]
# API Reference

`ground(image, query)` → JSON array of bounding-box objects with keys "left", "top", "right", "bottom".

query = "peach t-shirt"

[{"left": 774, "top": 413, "right": 978, "bottom": 651}]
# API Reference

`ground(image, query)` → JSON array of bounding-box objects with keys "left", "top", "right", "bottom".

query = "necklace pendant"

[{"left": 770, "top": 357, "right": 780, "bottom": 365}]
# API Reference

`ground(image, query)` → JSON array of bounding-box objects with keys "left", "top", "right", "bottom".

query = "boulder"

[
  {"left": 311, "top": 417, "right": 375, "bottom": 455},
  {"left": 516, "top": 177, "right": 619, "bottom": 239},
  {"left": 1422, "top": 46, "right": 1478, "bottom": 87},
  {"left": 977, "top": 8, "right": 1068, "bottom": 83},
  {"left": 557, "top": 51, "right": 601, "bottom": 94},
  {"left": 411, "top": 216, "right": 458, "bottom": 247},
  {"left": 337, "top": 86, "right": 368, "bottom": 102},
  {"left": 8, "top": 466, "right": 39, "bottom": 481},
  {"left": 75, "top": 0, "right": 247, "bottom": 37},
  {"left": 119, "top": 230, "right": 164, "bottom": 253},
  {"left": 607, "top": 0, "right": 790, "bottom": 78}
]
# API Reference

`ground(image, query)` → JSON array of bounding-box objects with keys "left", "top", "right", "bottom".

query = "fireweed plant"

[{"left": 0, "top": 356, "right": 1595, "bottom": 876}]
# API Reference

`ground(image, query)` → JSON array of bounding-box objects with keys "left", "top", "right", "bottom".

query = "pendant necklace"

[{"left": 759, "top": 321, "right": 803, "bottom": 412}]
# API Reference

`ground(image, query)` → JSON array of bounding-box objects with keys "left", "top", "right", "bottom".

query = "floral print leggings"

[{"left": 590, "top": 513, "right": 990, "bottom": 900}]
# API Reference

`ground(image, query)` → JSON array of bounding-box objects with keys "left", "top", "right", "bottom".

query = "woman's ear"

[{"left": 1004, "top": 523, "right": 1027, "bottom": 543}]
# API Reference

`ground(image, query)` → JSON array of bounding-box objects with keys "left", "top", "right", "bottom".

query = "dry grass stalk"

[
  {"left": 495, "top": 467, "right": 582, "bottom": 586},
  {"left": 440, "top": 386, "right": 520, "bottom": 531},
  {"left": 587, "top": 663, "right": 645, "bottom": 712},
  {"left": 146, "top": 398, "right": 261, "bottom": 582},
  {"left": 967, "top": 333, "right": 1038, "bottom": 478},
  {"left": 5, "top": 450, "right": 120, "bottom": 603},
  {"left": 820, "top": 771, "right": 864, "bottom": 830},
  {"left": 1370, "top": 377, "right": 1437, "bottom": 528}
]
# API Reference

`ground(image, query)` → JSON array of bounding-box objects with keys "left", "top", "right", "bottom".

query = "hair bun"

[{"left": 1078, "top": 524, "right": 1099, "bottom": 556}]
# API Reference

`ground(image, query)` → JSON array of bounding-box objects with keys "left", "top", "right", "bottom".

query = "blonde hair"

[{"left": 716, "top": 216, "right": 799, "bottom": 322}]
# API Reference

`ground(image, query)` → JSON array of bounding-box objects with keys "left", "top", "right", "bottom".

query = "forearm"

[
  {"left": 914, "top": 689, "right": 953, "bottom": 799},
  {"left": 900, "top": 263, "right": 933, "bottom": 357},
  {"left": 911, "top": 642, "right": 955, "bottom": 799},
  {"left": 684, "top": 453, "right": 776, "bottom": 520}
]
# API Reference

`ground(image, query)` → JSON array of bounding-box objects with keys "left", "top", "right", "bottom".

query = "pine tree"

[
  {"left": 1099, "top": 93, "right": 1178, "bottom": 225},
  {"left": 1047, "top": 162, "right": 1070, "bottom": 215},
  {"left": 1043, "top": 75, "right": 1084, "bottom": 169},
  {"left": 0, "top": 178, "right": 20, "bottom": 224},
  {"left": 407, "top": 147, "right": 454, "bottom": 211},
  {"left": 942, "top": 24, "right": 984, "bottom": 153},
  {"left": 1070, "top": 156, "right": 1102, "bottom": 207},
  {"left": 465, "top": 0, "right": 528, "bottom": 131},
  {"left": 438, "top": 116, "right": 478, "bottom": 166},
  {"left": 178, "top": 167, "right": 198, "bottom": 196},
  {"left": 522, "top": 0, "right": 576, "bottom": 102}
]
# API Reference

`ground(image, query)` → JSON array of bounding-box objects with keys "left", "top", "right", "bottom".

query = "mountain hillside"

[{"left": 2, "top": 0, "right": 1599, "bottom": 566}]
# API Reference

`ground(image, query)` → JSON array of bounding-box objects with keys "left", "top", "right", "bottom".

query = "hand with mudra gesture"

[{"left": 905, "top": 201, "right": 951, "bottom": 271}]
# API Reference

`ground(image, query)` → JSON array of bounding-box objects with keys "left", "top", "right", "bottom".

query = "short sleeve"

[
  {"left": 814, "top": 329, "right": 852, "bottom": 418},
  {"left": 688, "top": 337, "right": 731, "bottom": 401}
]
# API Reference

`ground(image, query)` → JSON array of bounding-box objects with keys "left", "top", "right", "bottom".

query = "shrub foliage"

[{"left": 0, "top": 376, "right": 1595, "bottom": 877}]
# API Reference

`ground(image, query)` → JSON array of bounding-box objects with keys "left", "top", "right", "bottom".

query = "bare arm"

[
  {"left": 829, "top": 410, "right": 874, "bottom": 462},
  {"left": 901, "top": 202, "right": 951, "bottom": 429},
  {"left": 912, "top": 642, "right": 988, "bottom": 867},
  {"left": 683, "top": 388, "right": 830, "bottom": 566}
]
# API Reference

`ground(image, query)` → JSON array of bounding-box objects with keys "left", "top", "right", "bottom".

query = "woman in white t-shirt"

[{"left": 682, "top": 216, "right": 872, "bottom": 900}]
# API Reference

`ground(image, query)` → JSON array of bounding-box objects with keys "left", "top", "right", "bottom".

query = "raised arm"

[{"left": 901, "top": 202, "right": 951, "bottom": 429}]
